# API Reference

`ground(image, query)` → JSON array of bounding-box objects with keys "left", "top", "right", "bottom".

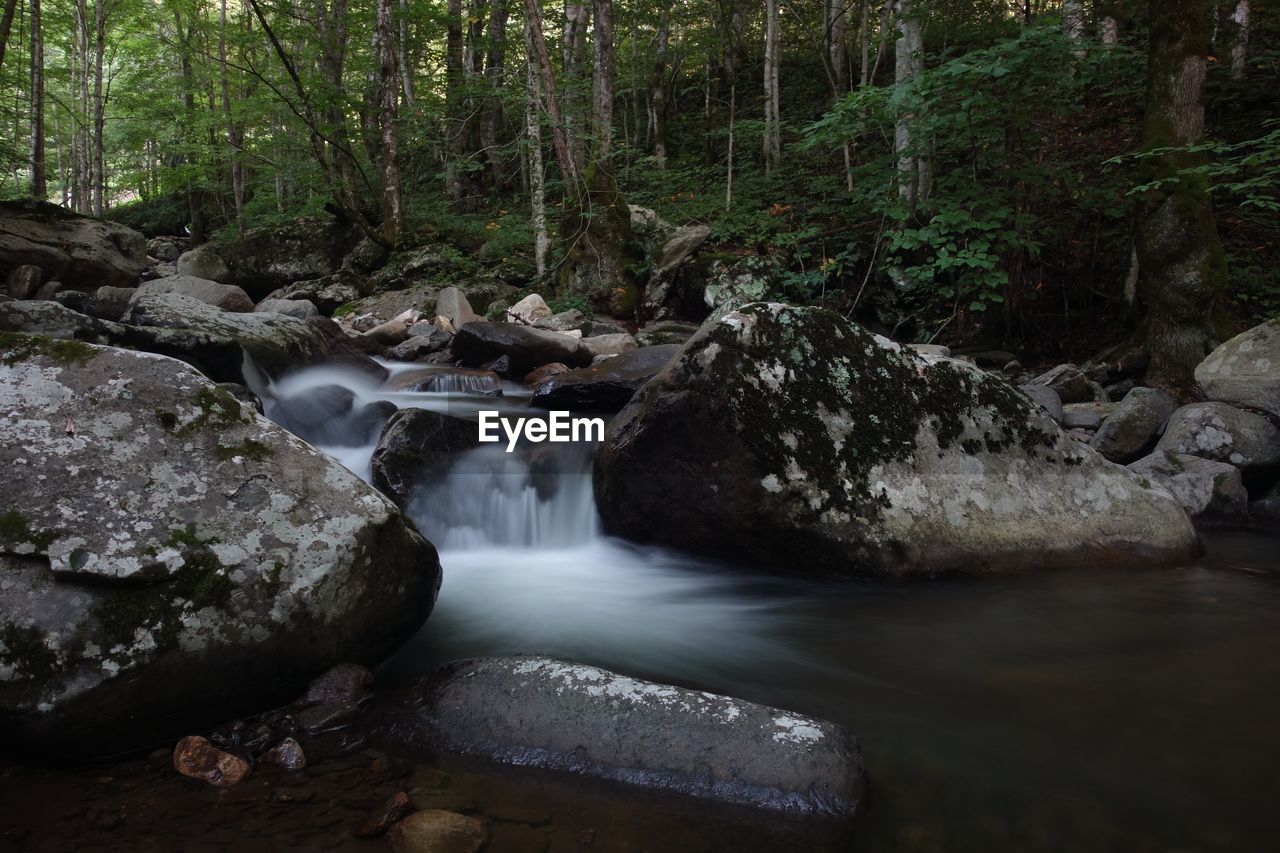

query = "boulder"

[
  {"left": 1017, "top": 384, "right": 1064, "bottom": 424},
  {"left": 79, "top": 286, "right": 137, "bottom": 322},
  {"left": 585, "top": 316, "right": 629, "bottom": 337},
  {"left": 534, "top": 309, "right": 588, "bottom": 334},
  {"left": 581, "top": 332, "right": 637, "bottom": 360},
  {"left": 147, "top": 238, "right": 183, "bottom": 262},
  {"left": 267, "top": 384, "right": 395, "bottom": 448},
  {"left": 1089, "top": 387, "right": 1176, "bottom": 463},
  {"left": 381, "top": 657, "right": 866, "bottom": 818},
  {"left": 254, "top": 298, "right": 319, "bottom": 319},
  {"left": 134, "top": 275, "right": 255, "bottom": 313},
  {"left": 531, "top": 345, "right": 680, "bottom": 412},
  {"left": 278, "top": 268, "right": 370, "bottom": 314},
  {"left": 175, "top": 245, "right": 230, "bottom": 282},
  {"left": 594, "top": 303, "right": 1197, "bottom": 576},
  {"left": 636, "top": 320, "right": 698, "bottom": 348},
  {"left": 1061, "top": 402, "right": 1114, "bottom": 430},
  {"left": 1, "top": 200, "right": 146, "bottom": 290},
  {"left": 1155, "top": 402, "right": 1280, "bottom": 480},
  {"left": 1128, "top": 451, "right": 1248, "bottom": 522},
  {"left": 453, "top": 322, "right": 591, "bottom": 375},
  {"left": 644, "top": 224, "right": 712, "bottom": 320},
  {"left": 702, "top": 256, "right": 782, "bottom": 311},
  {"left": 1027, "top": 363, "right": 1095, "bottom": 404},
  {"left": 907, "top": 343, "right": 952, "bottom": 358},
  {"left": 503, "top": 293, "right": 551, "bottom": 325},
  {"left": 1196, "top": 319, "right": 1280, "bottom": 419},
  {"left": 0, "top": 338, "right": 441, "bottom": 756},
  {"left": 122, "top": 293, "right": 332, "bottom": 381},
  {"left": 389, "top": 330, "right": 451, "bottom": 362},
  {"left": 5, "top": 264, "right": 42, "bottom": 299},
  {"left": 371, "top": 409, "right": 480, "bottom": 507},
  {"left": 435, "top": 286, "right": 480, "bottom": 329},
  {"left": 215, "top": 219, "right": 358, "bottom": 299}
]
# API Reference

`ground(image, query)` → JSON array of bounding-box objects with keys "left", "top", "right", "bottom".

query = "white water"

[{"left": 259, "top": 362, "right": 797, "bottom": 679}]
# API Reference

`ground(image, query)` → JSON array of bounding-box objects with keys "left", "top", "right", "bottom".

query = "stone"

[
  {"left": 965, "top": 350, "right": 1019, "bottom": 368},
  {"left": 31, "top": 279, "right": 63, "bottom": 301},
  {"left": 384, "top": 657, "right": 866, "bottom": 818},
  {"left": 1128, "top": 451, "right": 1248, "bottom": 522},
  {"left": 644, "top": 224, "right": 712, "bottom": 319},
  {"left": 371, "top": 409, "right": 480, "bottom": 508},
  {"left": 362, "top": 317, "right": 411, "bottom": 348},
  {"left": 389, "top": 333, "right": 451, "bottom": 362},
  {"left": 1089, "top": 387, "right": 1177, "bottom": 463},
  {"left": 175, "top": 246, "right": 230, "bottom": 283},
  {"left": 215, "top": 219, "right": 357, "bottom": 299},
  {"left": 1196, "top": 319, "right": 1280, "bottom": 419},
  {"left": 1061, "top": 403, "right": 1114, "bottom": 430},
  {"left": 504, "top": 293, "right": 552, "bottom": 325},
  {"left": 585, "top": 316, "right": 629, "bottom": 336},
  {"left": 1017, "top": 384, "right": 1064, "bottom": 424},
  {"left": 134, "top": 275, "right": 255, "bottom": 312},
  {"left": 0, "top": 338, "right": 441, "bottom": 756},
  {"left": 254, "top": 298, "right": 319, "bottom": 319},
  {"left": 531, "top": 345, "right": 680, "bottom": 412},
  {"left": 452, "top": 322, "right": 591, "bottom": 374},
  {"left": 300, "top": 663, "right": 374, "bottom": 707},
  {"left": 357, "top": 792, "right": 415, "bottom": 837},
  {"left": 1027, "top": 363, "right": 1094, "bottom": 404},
  {"left": 580, "top": 332, "right": 637, "bottom": 360},
  {"left": 907, "top": 343, "right": 951, "bottom": 358},
  {"left": 148, "top": 238, "right": 182, "bottom": 262},
  {"left": 635, "top": 321, "right": 698, "bottom": 348},
  {"left": 172, "top": 736, "right": 251, "bottom": 788},
  {"left": 702, "top": 256, "right": 782, "bottom": 311},
  {"left": 296, "top": 700, "right": 360, "bottom": 734},
  {"left": 435, "top": 286, "right": 480, "bottom": 329},
  {"left": 1155, "top": 402, "right": 1280, "bottom": 478},
  {"left": 0, "top": 199, "right": 146, "bottom": 289},
  {"left": 82, "top": 286, "right": 137, "bottom": 322},
  {"left": 387, "top": 810, "right": 487, "bottom": 853},
  {"left": 533, "top": 309, "right": 587, "bottom": 334},
  {"left": 522, "top": 363, "right": 569, "bottom": 386},
  {"left": 594, "top": 303, "right": 1197, "bottom": 576},
  {"left": 5, "top": 264, "right": 42, "bottom": 299},
  {"left": 219, "top": 382, "right": 262, "bottom": 413},
  {"left": 261, "top": 738, "right": 306, "bottom": 770},
  {"left": 279, "top": 268, "right": 369, "bottom": 314}
]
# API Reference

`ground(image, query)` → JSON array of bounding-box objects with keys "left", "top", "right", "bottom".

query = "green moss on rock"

[{"left": 0, "top": 332, "right": 98, "bottom": 368}]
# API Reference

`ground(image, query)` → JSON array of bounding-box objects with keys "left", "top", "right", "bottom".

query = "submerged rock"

[
  {"left": 371, "top": 410, "right": 480, "bottom": 508},
  {"left": 1196, "top": 319, "right": 1280, "bottom": 419},
  {"left": 387, "top": 810, "right": 487, "bottom": 853},
  {"left": 531, "top": 345, "right": 680, "bottom": 412},
  {"left": 0, "top": 199, "right": 146, "bottom": 290},
  {"left": 382, "top": 657, "right": 866, "bottom": 817},
  {"left": 594, "top": 303, "right": 1197, "bottom": 576},
  {"left": 0, "top": 337, "right": 441, "bottom": 756}
]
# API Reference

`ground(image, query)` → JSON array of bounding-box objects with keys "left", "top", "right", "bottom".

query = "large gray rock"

[
  {"left": 1089, "top": 387, "right": 1177, "bottom": 463},
  {"left": 1027, "top": 363, "right": 1095, "bottom": 404},
  {"left": 370, "top": 409, "right": 480, "bottom": 508},
  {"left": 435, "top": 286, "right": 481, "bottom": 330},
  {"left": 217, "top": 220, "right": 357, "bottom": 299},
  {"left": 1017, "top": 384, "right": 1064, "bottom": 424},
  {"left": 1155, "top": 402, "right": 1280, "bottom": 478},
  {"left": 531, "top": 345, "right": 680, "bottom": 412},
  {"left": 1128, "top": 451, "right": 1248, "bottom": 522},
  {"left": 134, "top": 275, "right": 255, "bottom": 313},
  {"left": 0, "top": 337, "right": 440, "bottom": 756},
  {"left": 453, "top": 322, "right": 591, "bottom": 374},
  {"left": 636, "top": 320, "right": 698, "bottom": 348},
  {"left": 644, "top": 224, "right": 711, "bottom": 320},
  {"left": 382, "top": 657, "right": 866, "bottom": 817},
  {"left": 278, "top": 268, "right": 370, "bottom": 314},
  {"left": 594, "top": 303, "right": 1197, "bottom": 576},
  {"left": 1196, "top": 319, "right": 1280, "bottom": 419},
  {"left": 1, "top": 200, "right": 146, "bottom": 289},
  {"left": 702, "top": 256, "right": 782, "bottom": 311},
  {"left": 254, "top": 297, "right": 319, "bottom": 319},
  {"left": 175, "top": 245, "right": 230, "bottom": 282},
  {"left": 581, "top": 332, "right": 637, "bottom": 360},
  {"left": 5, "top": 264, "right": 42, "bottom": 299}
]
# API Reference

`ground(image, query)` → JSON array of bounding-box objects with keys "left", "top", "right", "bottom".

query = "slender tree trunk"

[
  {"left": 29, "top": 0, "right": 45, "bottom": 199},
  {"left": 858, "top": 0, "right": 870, "bottom": 85},
  {"left": 482, "top": 0, "right": 508, "bottom": 189},
  {"left": 92, "top": 0, "right": 107, "bottom": 215},
  {"left": 220, "top": 0, "right": 245, "bottom": 229},
  {"left": 651, "top": 11, "right": 669, "bottom": 169},
  {"left": 444, "top": 0, "right": 468, "bottom": 205},
  {"left": 763, "top": 0, "right": 781, "bottom": 174},
  {"left": 524, "top": 14, "right": 548, "bottom": 276},
  {"left": 827, "top": 0, "right": 848, "bottom": 93},
  {"left": 894, "top": 0, "right": 926, "bottom": 206},
  {"left": 1229, "top": 0, "right": 1249, "bottom": 78},
  {"left": 376, "top": 0, "right": 401, "bottom": 242},
  {"left": 563, "top": 1, "right": 590, "bottom": 172},
  {"left": 0, "top": 0, "right": 19, "bottom": 70},
  {"left": 77, "top": 0, "right": 90, "bottom": 213},
  {"left": 398, "top": 0, "right": 415, "bottom": 105},
  {"left": 1134, "top": 0, "right": 1227, "bottom": 397},
  {"left": 1063, "top": 0, "right": 1085, "bottom": 59},
  {"left": 523, "top": 0, "right": 575, "bottom": 184},
  {"left": 1099, "top": 0, "right": 1121, "bottom": 46},
  {"left": 725, "top": 81, "right": 735, "bottom": 209}
]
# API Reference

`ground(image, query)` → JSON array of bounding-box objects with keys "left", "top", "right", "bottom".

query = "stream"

[{"left": 262, "top": 361, "right": 1280, "bottom": 852}]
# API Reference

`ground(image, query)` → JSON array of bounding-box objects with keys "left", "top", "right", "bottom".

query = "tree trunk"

[
  {"left": 524, "top": 14, "right": 548, "bottom": 276},
  {"left": 763, "top": 0, "right": 781, "bottom": 174},
  {"left": 91, "top": 0, "right": 107, "bottom": 215},
  {"left": 482, "top": 0, "right": 508, "bottom": 190},
  {"left": 1134, "top": 0, "right": 1227, "bottom": 397},
  {"left": 29, "top": 0, "right": 45, "bottom": 199},
  {"left": 651, "top": 11, "right": 669, "bottom": 169},
  {"left": 376, "top": 0, "right": 401, "bottom": 242},
  {"left": 563, "top": 2, "right": 590, "bottom": 172},
  {"left": 398, "top": 0, "right": 415, "bottom": 105},
  {"left": 1229, "top": 0, "right": 1249, "bottom": 78},
  {"left": 0, "top": 0, "right": 19, "bottom": 71},
  {"left": 220, "top": 0, "right": 246, "bottom": 229},
  {"left": 1099, "top": 0, "right": 1121, "bottom": 46},
  {"left": 827, "top": 0, "right": 848, "bottom": 93},
  {"left": 522, "top": 0, "right": 575, "bottom": 185},
  {"left": 1063, "top": 0, "right": 1085, "bottom": 58},
  {"left": 894, "top": 0, "right": 927, "bottom": 206}
]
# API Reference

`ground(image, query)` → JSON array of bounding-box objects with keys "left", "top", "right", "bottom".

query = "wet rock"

[
  {"left": 533, "top": 310, "right": 587, "bottom": 334},
  {"left": 0, "top": 199, "right": 146, "bottom": 289},
  {"left": 371, "top": 409, "right": 480, "bottom": 507},
  {"left": 635, "top": 321, "right": 698, "bottom": 348},
  {"left": 385, "top": 657, "right": 866, "bottom": 817},
  {"left": 1128, "top": 451, "right": 1247, "bottom": 522},
  {"left": 254, "top": 298, "right": 319, "bottom": 319},
  {"left": 1027, "top": 363, "right": 1094, "bottom": 404},
  {"left": 1196, "top": 318, "right": 1280, "bottom": 419},
  {"left": 0, "top": 339, "right": 441, "bottom": 757},
  {"left": 523, "top": 362, "right": 569, "bottom": 386},
  {"left": 173, "top": 736, "right": 251, "bottom": 788},
  {"left": 387, "top": 810, "right": 488, "bottom": 853},
  {"left": 594, "top": 303, "right": 1197, "bottom": 576},
  {"left": 436, "top": 286, "right": 480, "bottom": 330},
  {"left": 390, "top": 333, "right": 450, "bottom": 362},
  {"left": 296, "top": 700, "right": 361, "bottom": 735},
  {"left": 580, "top": 332, "right": 637, "bottom": 360},
  {"left": 453, "top": 322, "right": 591, "bottom": 374},
  {"left": 388, "top": 367, "right": 501, "bottom": 395},
  {"left": 1017, "top": 384, "right": 1064, "bottom": 424},
  {"left": 301, "top": 663, "right": 374, "bottom": 707},
  {"left": 1089, "top": 387, "right": 1176, "bottom": 463},
  {"left": 357, "top": 791, "right": 415, "bottom": 837},
  {"left": 531, "top": 345, "right": 680, "bottom": 412},
  {"left": 504, "top": 293, "right": 552, "bottom": 325},
  {"left": 175, "top": 246, "right": 230, "bottom": 283},
  {"left": 262, "top": 738, "right": 307, "bottom": 770},
  {"left": 480, "top": 354, "right": 512, "bottom": 377},
  {"left": 5, "top": 264, "right": 42, "bottom": 299},
  {"left": 302, "top": 316, "right": 389, "bottom": 383},
  {"left": 133, "top": 275, "right": 255, "bottom": 313},
  {"left": 218, "top": 382, "right": 263, "bottom": 413},
  {"left": 1155, "top": 402, "right": 1280, "bottom": 481}
]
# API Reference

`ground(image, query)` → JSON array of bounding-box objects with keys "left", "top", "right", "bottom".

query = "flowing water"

[{"left": 265, "top": 362, "right": 1280, "bottom": 852}]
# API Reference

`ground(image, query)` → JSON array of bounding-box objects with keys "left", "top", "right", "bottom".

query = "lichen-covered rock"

[
  {"left": 0, "top": 337, "right": 441, "bottom": 756},
  {"left": 381, "top": 657, "right": 866, "bottom": 817},
  {"left": 215, "top": 219, "right": 357, "bottom": 299},
  {"left": 134, "top": 275, "right": 255, "bottom": 313},
  {"left": 1128, "top": 451, "right": 1248, "bottom": 522},
  {"left": 175, "top": 245, "right": 230, "bottom": 283},
  {"left": 1155, "top": 402, "right": 1280, "bottom": 478},
  {"left": 1196, "top": 319, "right": 1280, "bottom": 419},
  {"left": 644, "top": 224, "right": 711, "bottom": 320},
  {"left": 531, "top": 345, "right": 680, "bottom": 412},
  {"left": 702, "top": 256, "right": 782, "bottom": 312},
  {"left": 254, "top": 298, "right": 318, "bottom": 319},
  {"left": 1089, "top": 387, "right": 1176, "bottom": 463},
  {"left": 0, "top": 200, "right": 146, "bottom": 290},
  {"left": 594, "top": 303, "right": 1197, "bottom": 576},
  {"left": 1017, "top": 384, "right": 1064, "bottom": 424}
]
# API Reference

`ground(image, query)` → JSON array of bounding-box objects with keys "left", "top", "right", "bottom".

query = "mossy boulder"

[
  {"left": 594, "top": 303, "right": 1197, "bottom": 577},
  {"left": 216, "top": 219, "right": 358, "bottom": 299},
  {"left": 0, "top": 337, "right": 441, "bottom": 756},
  {"left": 1, "top": 199, "right": 146, "bottom": 290}
]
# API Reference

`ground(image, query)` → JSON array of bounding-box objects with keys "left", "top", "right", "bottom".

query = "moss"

[
  {"left": 0, "top": 510, "right": 55, "bottom": 550},
  {"left": 332, "top": 301, "right": 360, "bottom": 318},
  {"left": 0, "top": 624, "right": 60, "bottom": 680},
  {"left": 213, "top": 438, "right": 273, "bottom": 461},
  {"left": 175, "top": 385, "right": 247, "bottom": 436},
  {"left": 154, "top": 410, "right": 179, "bottom": 431},
  {"left": 0, "top": 332, "right": 98, "bottom": 368}
]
